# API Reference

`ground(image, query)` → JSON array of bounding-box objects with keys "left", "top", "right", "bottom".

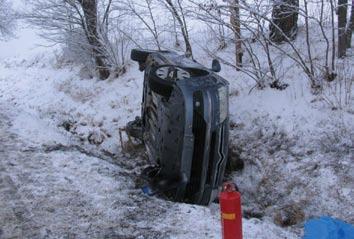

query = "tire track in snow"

[
  {"left": 0, "top": 110, "right": 42, "bottom": 238},
  {"left": 0, "top": 103, "right": 170, "bottom": 239}
]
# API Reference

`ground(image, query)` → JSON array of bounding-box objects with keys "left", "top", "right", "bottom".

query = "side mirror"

[{"left": 211, "top": 59, "right": 221, "bottom": 72}]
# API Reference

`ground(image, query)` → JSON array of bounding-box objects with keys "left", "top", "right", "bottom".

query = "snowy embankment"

[
  {"left": 0, "top": 26, "right": 353, "bottom": 238},
  {"left": 222, "top": 32, "right": 354, "bottom": 229}
]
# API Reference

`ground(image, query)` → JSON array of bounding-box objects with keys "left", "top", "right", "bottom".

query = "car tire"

[
  {"left": 148, "top": 66, "right": 175, "bottom": 98},
  {"left": 126, "top": 117, "right": 143, "bottom": 140}
]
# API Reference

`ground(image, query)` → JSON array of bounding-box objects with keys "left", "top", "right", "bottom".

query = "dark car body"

[{"left": 130, "top": 49, "right": 229, "bottom": 205}]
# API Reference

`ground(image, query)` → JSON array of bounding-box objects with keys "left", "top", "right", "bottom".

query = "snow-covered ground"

[{"left": 0, "top": 13, "right": 353, "bottom": 239}]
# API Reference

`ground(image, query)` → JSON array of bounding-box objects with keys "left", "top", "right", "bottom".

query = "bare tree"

[
  {"left": 270, "top": 0, "right": 299, "bottom": 43},
  {"left": 118, "top": 0, "right": 163, "bottom": 50},
  {"left": 190, "top": 0, "right": 343, "bottom": 91},
  {"left": 194, "top": 1, "right": 227, "bottom": 50},
  {"left": 0, "top": 0, "right": 16, "bottom": 40},
  {"left": 329, "top": 0, "right": 336, "bottom": 72},
  {"left": 78, "top": 0, "right": 110, "bottom": 79},
  {"left": 229, "top": 0, "right": 243, "bottom": 69},
  {"left": 27, "top": 0, "right": 117, "bottom": 80},
  {"left": 346, "top": 0, "right": 353, "bottom": 48},
  {"left": 172, "top": 14, "right": 181, "bottom": 47},
  {"left": 162, "top": 0, "right": 193, "bottom": 57},
  {"left": 337, "top": 0, "right": 348, "bottom": 57},
  {"left": 190, "top": 0, "right": 279, "bottom": 88},
  {"left": 216, "top": 4, "right": 227, "bottom": 50}
]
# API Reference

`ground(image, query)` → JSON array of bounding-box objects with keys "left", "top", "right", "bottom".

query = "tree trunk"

[
  {"left": 270, "top": 0, "right": 299, "bottom": 43},
  {"left": 229, "top": 0, "right": 243, "bottom": 70},
  {"left": 164, "top": 0, "right": 193, "bottom": 58},
  {"left": 346, "top": 0, "right": 354, "bottom": 48},
  {"left": 172, "top": 15, "right": 181, "bottom": 48},
  {"left": 217, "top": 8, "right": 227, "bottom": 50},
  {"left": 338, "top": 0, "right": 348, "bottom": 57},
  {"left": 79, "top": 0, "right": 110, "bottom": 79}
]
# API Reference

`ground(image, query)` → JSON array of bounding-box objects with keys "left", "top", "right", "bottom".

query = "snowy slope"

[
  {"left": 0, "top": 28, "right": 301, "bottom": 239},
  {"left": 1, "top": 7, "right": 354, "bottom": 239}
]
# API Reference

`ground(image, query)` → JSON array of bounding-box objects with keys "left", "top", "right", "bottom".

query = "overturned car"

[{"left": 127, "top": 49, "right": 230, "bottom": 205}]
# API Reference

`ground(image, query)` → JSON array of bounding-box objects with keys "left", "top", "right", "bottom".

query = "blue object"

[
  {"left": 303, "top": 216, "right": 354, "bottom": 239},
  {"left": 141, "top": 185, "right": 155, "bottom": 196}
]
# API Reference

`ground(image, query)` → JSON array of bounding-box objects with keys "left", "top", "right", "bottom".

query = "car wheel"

[{"left": 148, "top": 65, "right": 190, "bottom": 98}]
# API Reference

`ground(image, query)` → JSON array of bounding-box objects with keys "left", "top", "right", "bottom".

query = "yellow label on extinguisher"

[{"left": 222, "top": 213, "right": 236, "bottom": 220}]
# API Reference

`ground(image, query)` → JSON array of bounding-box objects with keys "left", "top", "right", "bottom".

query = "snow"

[
  {"left": 153, "top": 204, "right": 297, "bottom": 239},
  {"left": 1, "top": 6, "right": 354, "bottom": 239}
]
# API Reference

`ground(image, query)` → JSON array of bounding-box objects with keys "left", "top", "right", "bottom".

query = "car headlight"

[{"left": 218, "top": 86, "right": 229, "bottom": 122}]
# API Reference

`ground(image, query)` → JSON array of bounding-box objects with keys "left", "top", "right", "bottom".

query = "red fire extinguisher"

[{"left": 219, "top": 182, "right": 243, "bottom": 239}]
